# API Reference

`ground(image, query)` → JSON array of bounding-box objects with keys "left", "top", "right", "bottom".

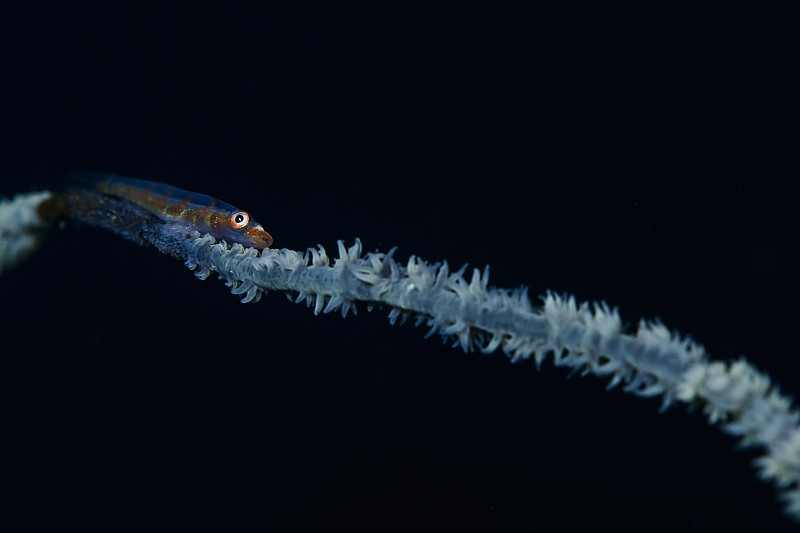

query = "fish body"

[{"left": 87, "top": 174, "right": 273, "bottom": 249}]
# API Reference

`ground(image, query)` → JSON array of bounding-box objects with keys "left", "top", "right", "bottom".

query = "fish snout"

[{"left": 246, "top": 225, "right": 274, "bottom": 249}]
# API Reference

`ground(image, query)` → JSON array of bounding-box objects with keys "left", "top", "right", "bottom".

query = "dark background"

[{"left": 1, "top": 2, "right": 796, "bottom": 531}]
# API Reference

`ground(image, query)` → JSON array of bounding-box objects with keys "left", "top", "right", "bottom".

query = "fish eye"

[{"left": 231, "top": 211, "right": 249, "bottom": 229}]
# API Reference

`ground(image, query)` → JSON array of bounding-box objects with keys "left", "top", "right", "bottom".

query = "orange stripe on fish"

[{"left": 86, "top": 174, "right": 273, "bottom": 250}]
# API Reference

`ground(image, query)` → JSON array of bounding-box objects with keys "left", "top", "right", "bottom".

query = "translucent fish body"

[{"left": 92, "top": 175, "right": 273, "bottom": 249}]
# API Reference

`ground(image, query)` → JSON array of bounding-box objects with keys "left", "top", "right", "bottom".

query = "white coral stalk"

[
  {"left": 170, "top": 232, "right": 800, "bottom": 521},
  {"left": 3, "top": 189, "right": 800, "bottom": 521},
  {"left": 0, "top": 191, "right": 52, "bottom": 275}
]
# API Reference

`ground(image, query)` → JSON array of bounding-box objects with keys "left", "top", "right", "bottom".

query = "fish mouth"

[{"left": 246, "top": 226, "right": 274, "bottom": 249}]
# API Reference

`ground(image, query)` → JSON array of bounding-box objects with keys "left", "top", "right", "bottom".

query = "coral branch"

[
  {"left": 0, "top": 191, "right": 53, "bottom": 275},
  {"left": 3, "top": 188, "right": 799, "bottom": 521}
]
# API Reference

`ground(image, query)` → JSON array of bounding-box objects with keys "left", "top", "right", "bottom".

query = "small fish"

[{"left": 82, "top": 174, "right": 273, "bottom": 249}]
